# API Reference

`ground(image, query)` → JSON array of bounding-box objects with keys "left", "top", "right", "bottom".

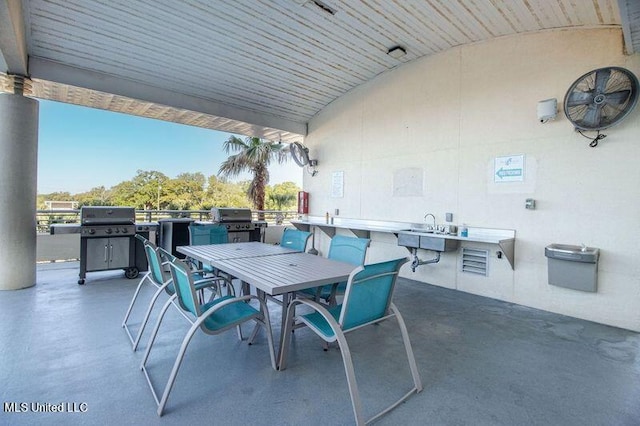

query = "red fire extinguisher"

[{"left": 297, "top": 191, "right": 309, "bottom": 214}]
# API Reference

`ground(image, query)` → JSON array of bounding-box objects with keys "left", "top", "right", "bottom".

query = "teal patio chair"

[
  {"left": 280, "top": 228, "right": 312, "bottom": 252},
  {"left": 122, "top": 238, "right": 225, "bottom": 351},
  {"left": 187, "top": 222, "right": 228, "bottom": 273},
  {"left": 299, "top": 235, "right": 370, "bottom": 305},
  {"left": 279, "top": 257, "right": 422, "bottom": 426},
  {"left": 140, "top": 257, "right": 276, "bottom": 416}
]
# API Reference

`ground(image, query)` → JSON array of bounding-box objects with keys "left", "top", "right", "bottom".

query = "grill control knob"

[
  {"left": 105, "top": 228, "right": 113, "bottom": 234},
  {"left": 88, "top": 228, "right": 95, "bottom": 235},
  {"left": 114, "top": 228, "right": 120, "bottom": 233},
  {"left": 122, "top": 227, "right": 129, "bottom": 234}
]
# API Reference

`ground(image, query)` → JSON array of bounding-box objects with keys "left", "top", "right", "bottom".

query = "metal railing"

[{"left": 36, "top": 209, "right": 298, "bottom": 233}]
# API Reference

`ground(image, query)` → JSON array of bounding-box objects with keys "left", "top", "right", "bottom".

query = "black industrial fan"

[
  {"left": 290, "top": 142, "right": 318, "bottom": 175},
  {"left": 564, "top": 67, "right": 639, "bottom": 146}
]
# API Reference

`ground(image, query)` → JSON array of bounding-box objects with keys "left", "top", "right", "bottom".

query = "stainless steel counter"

[{"left": 291, "top": 217, "right": 516, "bottom": 269}]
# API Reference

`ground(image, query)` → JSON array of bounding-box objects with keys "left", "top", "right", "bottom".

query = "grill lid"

[
  {"left": 81, "top": 206, "right": 135, "bottom": 225},
  {"left": 211, "top": 207, "right": 252, "bottom": 223}
]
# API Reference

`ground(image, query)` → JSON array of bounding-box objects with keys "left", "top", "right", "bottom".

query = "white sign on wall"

[
  {"left": 393, "top": 167, "right": 424, "bottom": 197},
  {"left": 494, "top": 155, "right": 525, "bottom": 182},
  {"left": 331, "top": 171, "right": 344, "bottom": 198}
]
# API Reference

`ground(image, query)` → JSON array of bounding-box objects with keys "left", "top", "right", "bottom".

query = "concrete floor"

[{"left": 1, "top": 262, "right": 639, "bottom": 426}]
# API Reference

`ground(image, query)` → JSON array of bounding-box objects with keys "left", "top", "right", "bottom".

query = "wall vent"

[{"left": 461, "top": 248, "right": 489, "bottom": 276}]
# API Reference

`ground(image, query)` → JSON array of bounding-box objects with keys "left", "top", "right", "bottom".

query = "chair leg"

[
  {"left": 141, "top": 295, "right": 176, "bottom": 370},
  {"left": 156, "top": 321, "right": 201, "bottom": 416},
  {"left": 334, "top": 330, "right": 366, "bottom": 426},
  {"left": 236, "top": 324, "right": 244, "bottom": 341},
  {"left": 122, "top": 272, "right": 151, "bottom": 343},
  {"left": 390, "top": 304, "right": 423, "bottom": 392},
  {"left": 132, "top": 282, "right": 171, "bottom": 351},
  {"left": 247, "top": 323, "right": 260, "bottom": 345}
]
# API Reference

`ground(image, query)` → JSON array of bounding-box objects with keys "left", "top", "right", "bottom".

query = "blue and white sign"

[{"left": 494, "top": 155, "right": 524, "bottom": 182}]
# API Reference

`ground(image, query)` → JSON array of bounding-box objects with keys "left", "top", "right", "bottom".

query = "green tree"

[
  {"left": 218, "top": 136, "right": 288, "bottom": 214},
  {"left": 268, "top": 193, "right": 295, "bottom": 210},
  {"left": 164, "top": 172, "right": 206, "bottom": 210},
  {"left": 265, "top": 181, "right": 300, "bottom": 210},
  {"left": 204, "top": 176, "right": 251, "bottom": 208},
  {"left": 76, "top": 186, "right": 111, "bottom": 207},
  {"left": 110, "top": 170, "right": 168, "bottom": 209}
]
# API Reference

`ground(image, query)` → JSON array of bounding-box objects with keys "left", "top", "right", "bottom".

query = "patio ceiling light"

[{"left": 387, "top": 46, "right": 407, "bottom": 59}]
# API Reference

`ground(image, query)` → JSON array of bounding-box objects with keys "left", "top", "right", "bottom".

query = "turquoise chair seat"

[{"left": 201, "top": 295, "right": 261, "bottom": 331}]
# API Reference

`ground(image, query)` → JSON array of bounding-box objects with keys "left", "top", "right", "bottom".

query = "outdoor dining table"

[{"left": 176, "top": 242, "right": 357, "bottom": 368}]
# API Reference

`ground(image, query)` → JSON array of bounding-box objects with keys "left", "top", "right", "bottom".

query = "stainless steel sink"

[
  {"left": 398, "top": 232, "right": 459, "bottom": 252},
  {"left": 419, "top": 235, "right": 459, "bottom": 252},
  {"left": 406, "top": 227, "right": 435, "bottom": 233}
]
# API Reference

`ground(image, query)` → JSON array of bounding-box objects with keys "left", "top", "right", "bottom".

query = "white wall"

[{"left": 303, "top": 28, "right": 640, "bottom": 332}]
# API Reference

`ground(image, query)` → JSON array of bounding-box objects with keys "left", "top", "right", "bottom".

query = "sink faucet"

[{"left": 424, "top": 213, "right": 436, "bottom": 229}]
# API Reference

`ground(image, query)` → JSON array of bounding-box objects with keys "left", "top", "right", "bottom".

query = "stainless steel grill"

[
  {"left": 211, "top": 207, "right": 267, "bottom": 243},
  {"left": 78, "top": 206, "right": 138, "bottom": 285}
]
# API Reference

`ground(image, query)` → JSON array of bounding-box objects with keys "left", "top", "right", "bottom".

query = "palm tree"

[
  {"left": 218, "top": 136, "right": 288, "bottom": 215},
  {"left": 269, "top": 193, "right": 296, "bottom": 210}
]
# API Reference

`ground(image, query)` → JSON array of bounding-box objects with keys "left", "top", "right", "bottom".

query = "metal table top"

[
  {"left": 177, "top": 242, "right": 298, "bottom": 264},
  {"left": 209, "top": 252, "right": 357, "bottom": 296}
]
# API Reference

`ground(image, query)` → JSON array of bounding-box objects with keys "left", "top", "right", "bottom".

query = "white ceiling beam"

[
  {"left": 617, "top": 0, "right": 635, "bottom": 55},
  {"left": 0, "top": 0, "right": 28, "bottom": 74},
  {"left": 29, "top": 57, "right": 308, "bottom": 136}
]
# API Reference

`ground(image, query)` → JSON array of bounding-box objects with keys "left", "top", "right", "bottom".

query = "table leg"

[
  {"left": 241, "top": 280, "right": 250, "bottom": 296},
  {"left": 248, "top": 289, "right": 266, "bottom": 344},
  {"left": 276, "top": 292, "right": 293, "bottom": 368}
]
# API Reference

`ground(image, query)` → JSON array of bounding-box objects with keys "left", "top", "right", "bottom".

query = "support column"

[{"left": 0, "top": 93, "right": 39, "bottom": 290}]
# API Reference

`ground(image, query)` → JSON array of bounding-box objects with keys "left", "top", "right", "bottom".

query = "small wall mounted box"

[{"left": 537, "top": 98, "right": 557, "bottom": 123}]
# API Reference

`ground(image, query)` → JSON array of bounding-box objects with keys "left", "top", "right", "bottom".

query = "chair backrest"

[
  {"left": 280, "top": 228, "right": 312, "bottom": 252},
  {"left": 327, "top": 235, "right": 370, "bottom": 266},
  {"left": 339, "top": 258, "right": 408, "bottom": 330},
  {"left": 144, "top": 241, "right": 167, "bottom": 286},
  {"left": 189, "top": 223, "right": 228, "bottom": 245},
  {"left": 134, "top": 233, "right": 149, "bottom": 244},
  {"left": 168, "top": 258, "right": 201, "bottom": 317}
]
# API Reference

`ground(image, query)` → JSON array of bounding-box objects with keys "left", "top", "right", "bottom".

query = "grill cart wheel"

[
  {"left": 78, "top": 279, "right": 85, "bottom": 285},
  {"left": 124, "top": 267, "right": 139, "bottom": 279}
]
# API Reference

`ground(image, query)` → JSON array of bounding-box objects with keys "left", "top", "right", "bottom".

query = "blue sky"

[{"left": 37, "top": 100, "right": 302, "bottom": 194}]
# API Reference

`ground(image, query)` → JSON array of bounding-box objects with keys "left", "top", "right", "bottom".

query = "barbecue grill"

[
  {"left": 211, "top": 207, "right": 266, "bottom": 242},
  {"left": 75, "top": 206, "right": 140, "bottom": 284},
  {"left": 49, "top": 207, "right": 157, "bottom": 284}
]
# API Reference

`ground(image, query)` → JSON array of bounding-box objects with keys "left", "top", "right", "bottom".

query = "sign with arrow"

[{"left": 494, "top": 155, "right": 524, "bottom": 182}]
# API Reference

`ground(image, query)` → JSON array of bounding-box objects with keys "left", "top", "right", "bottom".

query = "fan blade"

[
  {"left": 581, "top": 104, "right": 602, "bottom": 128},
  {"left": 594, "top": 68, "right": 611, "bottom": 93},
  {"left": 604, "top": 90, "right": 631, "bottom": 105},
  {"left": 566, "top": 90, "right": 593, "bottom": 107}
]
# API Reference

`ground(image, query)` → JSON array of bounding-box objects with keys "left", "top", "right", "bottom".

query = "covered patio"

[
  {"left": 1, "top": 262, "right": 638, "bottom": 424},
  {"left": 2, "top": 1, "right": 640, "bottom": 424}
]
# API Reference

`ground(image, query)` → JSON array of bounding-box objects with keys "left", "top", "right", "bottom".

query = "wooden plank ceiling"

[{"left": 1, "top": 0, "right": 625, "bottom": 140}]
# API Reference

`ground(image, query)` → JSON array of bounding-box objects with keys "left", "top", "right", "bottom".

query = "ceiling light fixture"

[
  {"left": 387, "top": 46, "right": 407, "bottom": 59},
  {"left": 311, "top": 0, "right": 336, "bottom": 15}
]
